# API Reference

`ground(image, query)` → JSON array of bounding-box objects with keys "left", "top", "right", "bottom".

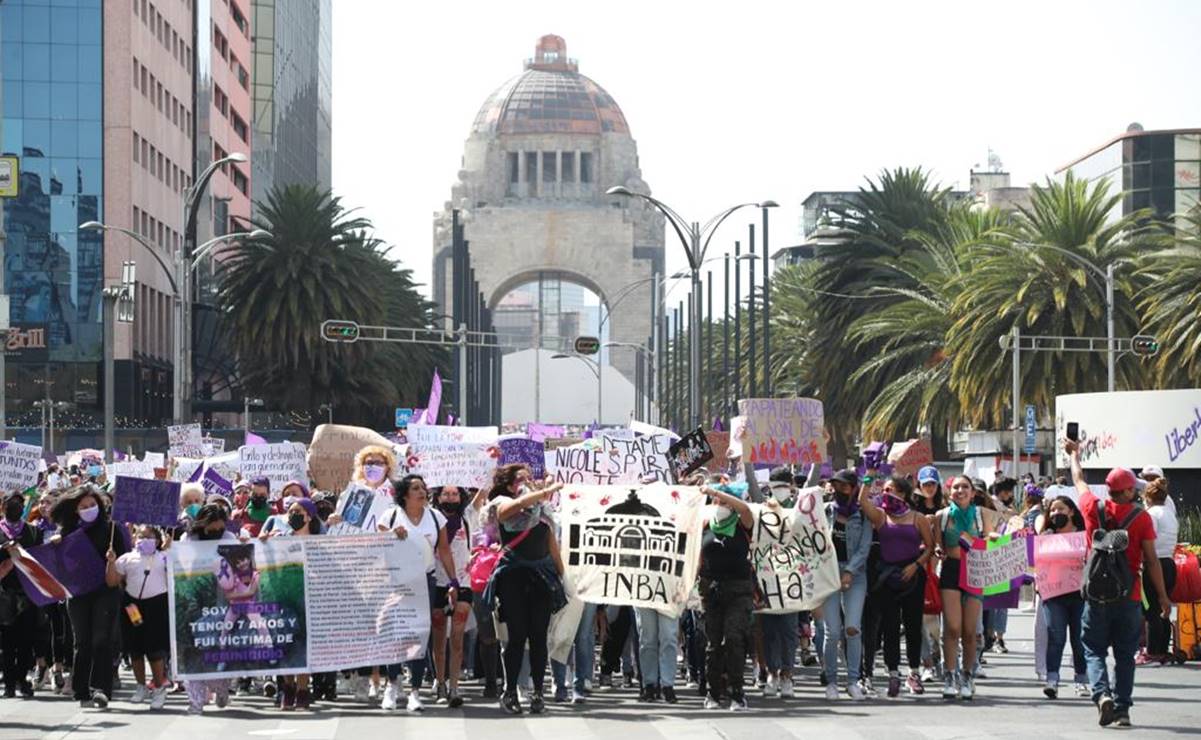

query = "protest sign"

[
  {"left": 239, "top": 442, "right": 308, "bottom": 494},
  {"left": 596, "top": 427, "right": 635, "bottom": 441},
  {"left": 168, "top": 534, "right": 430, "bottom": 680},
  {"left": 527, "top": 423, "right": 565, "bottom": 443},
  {"left": 630, "top": 420, "right": 681, "bottom": 441},
  {"left": 749, "top": 490, "right": 841, "bottom": 613},
  {"left": 1033, "top": 531, "right": 1088, "bottom": 599},
  {"left": 728, "top": 416, "right": 746, "bottom": 459},
  {"left": 168, "top": 423, "right": 205, "bottom": 458},
  {"left": 201, "top": 467, "right": 234, "bottom": 498},
  {"left": 560, "top": 484, "right": 705, "bottom": 617},
  {"left": 704, "top": 431, "right": 730, "bottom": 473},
  {"left": 498, "top": 437, "right": 546, "bottom": 479},
  {"left": 172, "top": 457, "right": 203, "bottom": 483},
  {"left": 113, "top": 476, "right": 182, "bottom": 527},
  {"left": 202, "top": 436, "right": 226, "bottom": 456},
  {"left": 327, "top": 483, "right": 395, "bottom": 536},
  {"left": 888, "top": 438, "right": 934, "bottom": 477},
  {"left": 546, "top": 435, "right": 672, "bottom": 485},
  {"left": 108, "top": 460, "right": 155, "bottom": 480},
  {"left": 14, "top": 527, "right": 108, "bottom": 606},
  {"left": 737, "top": 398, "right": 825, "bottom": 466},
  {"left": 408, "top": 442, "right": 499, "bottom": 489},
  {"left": 667, "top": 427, "right": 714, "bottom": 482},
  {"left": 962, "top": 534, "right": 1030, "bottom": 595},
  {"left": 143, "top": 451, "right": 166, "bottom": 468},
  {"left": 0, "top": 441, "right": 43, "bottom": 492},
  {"left": 406, "top": 425, "right": 498, "bottom": 445},
  {"left": 545, "top": 437, "right": 584, "bottom": 450},
  {"left": 308, "top": 424, "right": 399, "bottom": 492}
]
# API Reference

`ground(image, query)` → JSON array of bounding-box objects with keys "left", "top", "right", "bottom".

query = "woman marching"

[
  {"left": 0, "top": 489, "right": 46, "bottom": 698},
  {"left": 105, "top": 524, "right": 171, "bottom": 709},
  {"left": 429, "top": 485, "right": 474, "bottom": 708},
  {"left": 1034, "top": 495, "right": 1090, "bottom": 698},
  {"left": 821, "top": 470, "right": 873, "bottom": 701}
]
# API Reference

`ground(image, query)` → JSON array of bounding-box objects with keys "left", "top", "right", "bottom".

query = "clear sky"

[{"left": 331, "top": 0, "right": 1201, "bottom": 300}]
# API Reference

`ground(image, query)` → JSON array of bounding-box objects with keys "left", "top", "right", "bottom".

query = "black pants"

[
  {"left": 1, "top": 605, "right": 40, "bottom": 689},
  {"left": 880, "top": 569, "right": 926, "bottom": 673},
  {"left": 600, "top": 606, "right": 634, "bottom": 676},
  {"left": 701, "top": 578, "right": 753, "bottom": 700},
  {"left": 861, "top": 586, "right": 884, "bottom": 679},
  {"left": 1144, "top": 557, "right": 1177, "bottom": 655},
  {"left": 496, "top": 569, "right": 552, "bottom": 695},
  {"left": 35, "top": 603, "right": 71, "bottom": 666},
  {"left": 682, "top": 609, "right": 706, "bottom": 683},
  {"left": 67, "top": 588, "right": 120, "bottom": 701}
]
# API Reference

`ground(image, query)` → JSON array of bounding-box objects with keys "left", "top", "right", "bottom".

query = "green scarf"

[
  {"left": 711, "top": 510, "right": 739, "bottom": 538},
  {"left": 949, "top": 500, "right": 977, "bottom": 535}
]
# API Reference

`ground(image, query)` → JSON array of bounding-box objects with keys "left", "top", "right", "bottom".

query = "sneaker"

[
  {"left": 819, "top": 672, "right": 829, "bottom": 687},
  {"left": 482, "top": 681, "right": 499, "bottom": 699},
  {"left": 847, "top": 683, "right": 865, "bottom": 701},
  {"left": 825, "top": 684, "right": 839, "bottom": 701},
  {"left": 662, "top": 686, "right": 678, "bottom": 704},
  {"left": 907, "top": 672, "right": 924, "bottom": 695},
  {"left": 368, "top": 682, "right": 379, "bottom": 700},
  {"left": 959, "top": 673, "right": 975, "bottom": 701},
  {"left": 942, "top": 672, "right": 958, "bottom": 701},
  {"left": 52, "top": 670, "right": 64, "bottom": 692},
  {"left": 150, "top": 684, "right": 168, "bottom": 710},
  {"left": 639, "top": 684, "right": 658, "bottom": 702},
  {"left": 801, "top": 652, "right": 819, "bottom": 667},
  {"left": 1074, "top": 683, "right": 1090, "bottom": 698},
  {"left": 1043, "top": 681, "right": 1058, "bottom": 699},
  {"left": 622, "top": 673, "right": 637, "bottom": 689},
  {"left": 215, "top": 690, "right": 230, "bottom": 709},
  {"left": 887, "top": 674, "right": 901, "bottom": 698},
  {"left": 765, "top": 673, "right": 778, "bottom": 697},
  {"left": 91, "top": 690, "right": 108, "bottom": 709},
  {"left": 554, "top": 683, "right": 570, "bottom": 703},
  {"left": 501, "top": 690, "right": 523, "bottom": 714},
  {"left": 1097, "top": 695, "right": 1116, "bottom": 726},
  {"left": 920, "top": 666, "right": 936, "bottom": 684},
  {"left": 974, "top": 667, "right": 988, "bottom": 679},
  {"left": 529, "top": 691, "right": 545, "bottom": 714},
  {"left": 780, "top": 676, "right": 794, "bottom": 699},
  {"left": 187, "top": 703, "right": 204, "bottom": 715},
  {"left": 994, "top": 638, "right": 1008, "bottom": 654},
  {"left": 407, "top": 690, "right": 424, "bottom": 713},
  {"left": 435, "top": 680, "right": 448, "bottom": 704},
  {"left": 571, "top": 688, "right": 586, "bottom": 704},
  {"left": 448, "top": 686, "right": 463, "bottom": 708},
  {"left": 729, "top": 693, "right": 749, "bottom": 711},
  {"left": 19, "top": 680, "right": 34, "bottom": 698},
  {"left": 1114, "top": 711, "right": 1131, "bottom": 728},
  {"left": 859, "top": 677, "right": 878, "bottom": 698},
  {"left": 704, "top": 694, "right": 722, "bottom": 709},
  {"left": 598, "top": 673, "right": 613, "bottom": 689},
  {"left": 381, "top": 683, "right": 397, "bottom": 711},
  {"left": 263, "top": 680, "right": 277, "bottom": 698}
]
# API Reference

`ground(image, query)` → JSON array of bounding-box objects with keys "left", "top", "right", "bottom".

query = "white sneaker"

[
  {"left": 825, "top": 684, "right": 839, "bottom": 701},
  {"left": 149, "top": 685, "right": 168, "bottom": 710},
  {"left": 780, "top": 676, "right": 794, "bottom": 699},
  {"left": 729, "top": 694, "right": 749, "bottom": 711},
  {"left": 1074, "top": 682, "right": 1090, "bottom": 697},
  {"left": 131, "top": 684, "right": 149, "bottom": 704},
  {"left": 407, "top": 690, "right": 424, "bottom": 713},
  {"left": 368, "top": 681, "right": 380, "bottom": 701},
  {"left": 959, "top": 673, "right": 975, "bottom": 701},
  {"left": 704, "top": 695, "right": 722, "bottom": 709},
  {"left": 920, "top": 666, "right": 936, "bottom": 683},
  {"left": 381, "top": 683, "right": 397, "bottom": 711},
  {"left": 847, "top": 683, "right": 866, "bottom": 701},
  {"left": 765, "top": 673, "right": 778, "bottom": 697}
]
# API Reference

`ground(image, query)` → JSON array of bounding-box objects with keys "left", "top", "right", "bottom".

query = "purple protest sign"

[
  {"left": 112, "top": 476, "right": 181, "bottom": 527},
  {"left": 527, "top": 423, "right": 564, "bottom": 443},
  {"left": 15, "top": 527, "right": 107, "bottom": 605},
  {"left": 201, "top": 467, "right": 233, "bottom": 497},
  {"left": 498, "top": 437, "right": 545, "bottom": 479}
]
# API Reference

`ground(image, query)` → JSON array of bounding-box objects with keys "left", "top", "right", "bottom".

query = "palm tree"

[
  {"left": 946, "top": 173, "right": 1161, "bottom": 429},
  {"left": 1137, "top": 206, "right": 1201, "bottom": 387},
  {"left": 215, "top": 185, "right": 441, "bottom": 427}
]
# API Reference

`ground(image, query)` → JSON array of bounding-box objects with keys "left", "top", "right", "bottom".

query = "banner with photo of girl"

[
  {"left": 168, "top": 534, "right": 430, "bottom": 680},
  {"left": 748, "top": 489, "right": 842, "bottom": 613}
]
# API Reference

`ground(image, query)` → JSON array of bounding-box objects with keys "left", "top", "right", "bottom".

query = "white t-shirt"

[
  {"left": 383, "top": 505, "right": 444, "bottom": 576},
  {"left": 1149, "top": 504, "right": 1178, "bottom": 559},
  {"left": 437, "top": 518, "right": 471, "bottom": 587},
  {"left": 114, "top": 551, "right": 169, "bottom": 599}
]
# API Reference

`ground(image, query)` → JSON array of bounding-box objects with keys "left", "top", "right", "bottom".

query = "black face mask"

[
  {"left": 199, "top": 528, "right": 225, "bottom": 541},
  {"left": 437, "top": 499, "right": 465, "bottom": 516},
  {"left": 4, "top": 500, "right": 24, "bottom": 522},
  {"left": 1049, "top": 512, "right": 1069, "bottom": 531},
  {"left": 250, "top": 495, "right": 268, "bottom": 508},
  {"left": 288, "top": 513, "right": 307, "bottom": 531}
]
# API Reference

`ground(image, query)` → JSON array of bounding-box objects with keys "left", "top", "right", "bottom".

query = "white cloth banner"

[
  {"left": 749, "top": 489, "right": 841, "bottom": 613},
  {"left": 107, "top": 461, "right": 156, "bottom": 480},
  {"left": 406, "top": 425, "right": 498, "bottom": 445},
  {"left": 239, "top": 442, "right": 308, "bottom": 494},
  {"left": 559, "top": 483, "right": 705, "bottom": 617},
  {"left": 168, "top": 534, "right": 430, "bottom": 680},
  {"left": 408, "top": 441, "right": 498, "bottom": 489},
  {"left": 0, "top": 441, "right": 43, "bottom": 492},
  {"left": 168, "top": 423, "right": 205, "bottom": 459},
  {"left": 546, "top": 435, "right": 672, "bottom": 485}
]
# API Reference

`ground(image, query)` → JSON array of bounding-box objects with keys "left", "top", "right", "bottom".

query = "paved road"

[{"left": 2, "top": 608, "right": 1198, "bottom": 739}]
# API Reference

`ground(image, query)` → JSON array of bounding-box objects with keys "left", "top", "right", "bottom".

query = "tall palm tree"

[
  {"left": 947, "top": 173, "right": 1161, "bottom": 429},
  {"left": 1136, "top": 206, "right": 1201, "bottom": 387}
]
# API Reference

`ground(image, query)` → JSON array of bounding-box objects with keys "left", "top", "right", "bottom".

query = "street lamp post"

[
  {"left": 604, "top": 341, "right": 653, "bottom": 422},
  {"left": 243, "top": 397, "right": 264, "bottom": 437},
  {"left": 551, "top": 353, "right": 601, "bottom": 424},
  {"left": 32, "top": 400, "right": 69, "bottom": 453},
  {"left": 606, "top": 187, "right": 776, "bottom": 428}
]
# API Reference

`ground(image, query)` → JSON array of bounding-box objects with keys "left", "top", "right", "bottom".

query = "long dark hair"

[
  {"left": 488, "top": 464, "right": 529, "bottom": 500},
  {"left": 187, "top": 504, "right": 229, "bottom": 538},
  {"left": 50, "top": 483, "right": 107, "bottom": 532},
  {"left": 394, "top": 475, "right": 426, "bottom": 507},
  {"left": 1046, "top": 495, "right": 1085, "bottom": 532}
]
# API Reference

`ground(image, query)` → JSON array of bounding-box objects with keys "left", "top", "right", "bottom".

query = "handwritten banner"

[
  {"left": 113, "top": 476, "right": 182, "bottom": 527},
  {"left": 667, "top": 427, "right": 714, "bottom": 482},
  {"left": 749, "top": 490, "right": 841, "bottom": 613},
  {"left": 1033, "top": 531, "right": 1088, "bottom": 599},
  {"left": 0, "top": 441, "right": 43, "bottom": 492},
  {"left": 546, "top": 435, "right": 671, "bottom": 485},
  {"left": 888, "top": 438, "right": 933, "bottom": 478},
  {"left": 406, "top": 425, "right": 498, "bottom": 445},
  {"left": 498, "top": 437, "right": 546, "bottom": 479},
  {"left": 962, "top": 533, "right": 1030, "bottom": 595},
  {"left": 107, "top": 460, "right": 156, "bottom": 481},
  {"left": 307, "top": 424, "right": 399, "bottom": 493},
  {"left": 704, "top": 431, "right": 730, "bottom": 473},
  {"left": 736, "top": 398, "right": 825, "bottom": 465},
  {"left": 239, "top": 442, "right": 308, "bottom": 495},
  {"left": 409, "top": 442, "right": 499, "bottom": 489},
  {"left": 168, "top": 423, "right": 205, "bottom": 458}
]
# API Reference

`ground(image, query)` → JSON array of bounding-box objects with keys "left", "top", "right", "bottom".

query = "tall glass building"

[{"left": 2, "top": 0, "right": 106, "bottom": 428}]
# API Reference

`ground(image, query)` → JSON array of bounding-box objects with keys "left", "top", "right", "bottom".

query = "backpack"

[{"left": 1081, "top": 503, "right": 1143, "bottom": 604}]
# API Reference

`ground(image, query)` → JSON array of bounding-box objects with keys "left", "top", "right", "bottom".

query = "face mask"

[
  {"left": 200, "top": 528, "right": 225, "bottom": 541},
  {"left": 881, "top": 494, "right": 909, "bottom": 516},
  {"left": 288, "top": 513, "right": 307, "bottom": 531},
  {"left": 136, "top": 539, "right": 158, "bottom": 556},
  {"left": 1049, "top": 512, "right": 1069, "bottom": 530},
  {"left": 249, "top": 495, "right": 268, "bottom": 509},
  {"left": 437, "top": 498, "right": 464, "bottom": 516},
  {"left": 78, "top": 505, "right": 100, "bottom": 523},
  {"left": 185, "top": 503, "right": 202, "bottom": 519},
  {"left": 363, "top": 464, "right": 386, "bottom": 484},
  {"left": 770, "top": 485, "right": 793, "bottom": 504},
  {"left": 4, "top": 500, "right": 23, "bottom": 522}
]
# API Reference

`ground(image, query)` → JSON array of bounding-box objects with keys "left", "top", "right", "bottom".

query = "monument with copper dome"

[{"left": 432, "top": 35, "right": 665, "bottom": 424}]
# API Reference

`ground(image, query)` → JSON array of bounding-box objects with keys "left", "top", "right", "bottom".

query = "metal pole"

[
  {"left": 243, "top": 395, "right": 250, "bottom": 437},
  {"left": 173, "top": 248, "right": 184, "bottom": 424},
  {"left": 458, "top": 323, "right": 468, "bottom": 427},
  {"left": 650, "top": 273, "right": 659, "bottom": 424},
  {"left": 1012, "top": 324, "right": 1020, "bottom": 478},
  {"left": 734, "top": 240, "right": 742, "bottom": 406},
  {"left": 762, "top": 206, "right": 771, "bottom": 397},
  {"left": 1106, "top": 262, "right": 1115, "bottom": 393},
  {"left": 103, "top": 291, "right": 117, "bottom": 463},
  {"left": 748, "top": 223, "right": 756, "bottom": 398},
  {"left": 48, "top": 403, "right": 54, "bottom": 454},
  {"left": 689, "top": 224, "right": 702, "bottom": 429},
  {"left": 660, "top": 311, "right": 669, "bottom": 426},
  {"left": 597, "top": 353, "right": 603, "bottom": 425},
  {"left": 723, "top": 253, "right": 730, "bottom": 418},
  {"left": 706, "top": 269, "right": 713, "bottom": 424}
]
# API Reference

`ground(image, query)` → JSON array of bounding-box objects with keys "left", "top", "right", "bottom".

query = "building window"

[
  {"left": 231, "top": 112, "right": 249, "bottom": 143},
  {"left": 542, "top": 152, "right": 556, "bottom": 183},
  {"left": 562, "top": 152, "right": 575, "bottom": 182},
  {"left": 133, "top": 133, "right": 140, "bottom": 163},
  {"left": 525, "top": 152, "right": 538, "bottom": 184},
  {"left": 580, "top": 152, "right": 593, "bottom": 183},
  {"left": 133, "top": 206, "right": 140, "bottom": 230},
  {"left": 142, "top": 139, "right": 149, "bottom": 167},
  {"left": 508, "top": 153, "right": 519, "bottom": 184},
  {"left": 132, "top": 59, "right": 139, "bottom": 87},
  {"left": 232, "top": 166, "right": 249, "bottom": 196},
  {"left": 141, "top": 65, "right": 148, "bottom": 95}
]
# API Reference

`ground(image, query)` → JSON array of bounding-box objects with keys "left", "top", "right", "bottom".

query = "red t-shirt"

[{"left": 1079, "top": 490, "right": 1155, "bottom": 602}]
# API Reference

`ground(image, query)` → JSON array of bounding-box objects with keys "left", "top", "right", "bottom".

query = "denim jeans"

[
  {"left": 573, "top": 602, "right": 598, "bottom": 691},
  {"left": 822, "top": 571, "right": 866, "bottom": 684},
  {"left": 760, "top": 612, "right": 798, "bottom": 673},
  {"left": 1082, "top": 599, "right": 1144, "bottom": 710},
  {"left": 635, "top": 607, "right": 679, "bottom": 688},
  {"left": 1042, "top": 595, "right": 1087, "bottom": 685},
  {"left": 988, "top": 607, "right": 1009, "bottom": 636}
]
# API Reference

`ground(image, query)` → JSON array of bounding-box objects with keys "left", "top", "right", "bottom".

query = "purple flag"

[
  {"left": 447, "top": 414, "right": 456, "bottom": 426},
  {"left": 713, "top": 417, "right": 724, "bottom": 432},
  {"left": 16, "top": 527, "right": 108, "bottom": 606},
  {"left": 245, "top": 431, "right": 267, "bottom": 446},
  {"left": 201, "top": 467, "right": 233, "bottom": 498},
  {"left": 409, "top": 408, "right": 427, "bottom": 427},
  {"left": 187, "top": 463, "right": 205, "bottom": 482},
  {"left": 113, "top": 449, "right": 127, "bottom": 462},
  {"left": 423, "top": 370, "right": 443, "bottom": 425}
]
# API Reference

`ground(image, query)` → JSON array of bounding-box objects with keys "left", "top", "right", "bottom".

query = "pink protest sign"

[{"left": 1033, "top": 531, "right": 1088, "bottom": 599}]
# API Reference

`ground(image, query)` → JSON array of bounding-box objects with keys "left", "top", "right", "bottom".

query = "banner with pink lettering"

[{"left": 1033, "top": 531, "right": 1089, "bottom": 599}]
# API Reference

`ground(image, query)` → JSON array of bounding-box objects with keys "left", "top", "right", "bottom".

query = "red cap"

[{"left": 1105, "top": 467, "right": 1138, "bottom": 493}]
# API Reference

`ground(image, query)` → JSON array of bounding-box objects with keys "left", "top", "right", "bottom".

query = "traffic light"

[
  {"left": 1131, "top": 335, "right": 1159, "bottom": 356},
  {"left": 321, "top": 320, "right": 360, "bottom": 343}
]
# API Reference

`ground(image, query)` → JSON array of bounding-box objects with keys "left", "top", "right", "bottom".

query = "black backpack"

[{"left": 1081, "top": 503, "right": 1143, "bottom": 604}]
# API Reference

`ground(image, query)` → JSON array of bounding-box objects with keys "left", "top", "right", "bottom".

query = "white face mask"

[
  {"left": 713, "top": 504, "right": 733, "bottom": 522},
  {"left": 770, "top": 484, "right": 794, "bottom": 504}
]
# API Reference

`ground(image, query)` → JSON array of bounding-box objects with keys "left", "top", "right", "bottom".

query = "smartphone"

[{"left": 1066, "top": 422, "right": 1079, "bottom": 442}]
